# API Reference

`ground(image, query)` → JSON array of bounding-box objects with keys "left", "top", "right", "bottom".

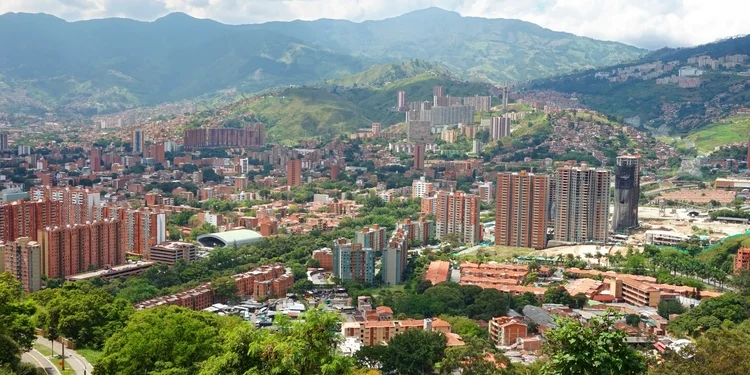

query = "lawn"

[
  {"left": 458, "top": 245, "right": 535, "bottom": 262},
  {"left": 33, "top": 343, "right": 76, "bottom": 375},
  {"left": 76, "top": 348, "right": 103, "bottom": 366},
  {"left": 687, "top": 115, "right": 750, "bottom": 153}
]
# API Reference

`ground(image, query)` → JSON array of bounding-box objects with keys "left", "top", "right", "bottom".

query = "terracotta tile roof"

[{"left": 424, "top": 261, "right": 451, "bottom": 285}]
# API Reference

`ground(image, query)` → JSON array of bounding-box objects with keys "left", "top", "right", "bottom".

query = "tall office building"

[
  {"left": 495, "top": 172, "right": 549, "bottom": 250},
  {"left": 613, "top": 155, "right": 640, "bottom": 232},
  {"left": 287, "top": 159, "right": 302, "bottom": 187},
  {"left": 397, "top": 91, "right": 406, "bottom": 111},
  {"left": 0, "top": 199, "right": 63, "bottom": 242},
  {"left": 554, "top": 165, "right": 610, "bottom": 243},
  {"left": 435, "top": 191, "right": 481, "bottom": 244},
  {"left": 414, "top": 144, "right": 425, "bottom": 170},
  {"left": 354, "top": 225, "right": 386, "bottom": 252},
  {"left": 2, "top": 237, "right": 42, "bottom": 292},
  {"left": 132, "top": 129, "right": 145, "bottom": 154},
  {"left": 490, "top": 117, "right": 511, "bottom": 139},
  {"left": 90, "top": 148, "right": 102, "bottom": 172},
  {"left": 332, "top": 238, "right": 375, "bottom": 284},
  {"left": 0, "top": 133, "right": 8, "bottom": 151},
  {"left": 382, "top": 229, "right": 408, "bottom": 285},
  {"left": 37, "top": 218, "right": 126, "bottom": 279}
]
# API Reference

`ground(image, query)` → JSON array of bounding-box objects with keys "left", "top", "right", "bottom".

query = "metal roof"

[{"left": 197, "top": 229, "right": 264, "bottom": 247}]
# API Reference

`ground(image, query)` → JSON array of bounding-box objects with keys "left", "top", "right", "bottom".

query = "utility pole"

[{"left": 61, "top": 339, "right": 65, "bottom": 370}]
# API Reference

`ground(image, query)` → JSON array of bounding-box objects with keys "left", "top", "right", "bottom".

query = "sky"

[{"left": 0, "top": 0, "right": 747, "bottom": 49}]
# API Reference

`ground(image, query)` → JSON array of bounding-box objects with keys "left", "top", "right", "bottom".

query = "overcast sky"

[{"left": 0, "top": 0, "right": 747, "bottom": 49}]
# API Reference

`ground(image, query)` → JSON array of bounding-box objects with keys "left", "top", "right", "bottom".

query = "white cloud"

[{"left": 0, "top": 0, "right": 747, "bottom": 49}]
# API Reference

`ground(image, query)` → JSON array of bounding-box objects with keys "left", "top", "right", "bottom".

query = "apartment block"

[
  {"left": 421, "top": 194, "right": 437, "bottom": 216},
  {"left": 332, "top": 238, "right": 375, "bottom": 284},
  {"left": 478, "top": 182, "right": 494, "bottom": 204},
  {"left": 29, "top": 186, "right": 101, "bottom": 225},
  {"left": 735, "top": 248, "right": 750, "bottom": 274},
  {"left": 37, "top": 218, "right": 127, "bottom": 279},
  {"left": 490, "top": 116, "right": 511, "bottom": 140},
  {"left": 149, "top": 241, "right": 197, "bottom": 266},
  {"left": 412, "top": 177, "right": 435, "bottom": 198},
  {"left": 136, "top": 263, "right": 292, "bottom": 310},
  {"left": 407, "top": 120, "right": 433, "bottom": 144},
  {"left": 382, "top": 229, "right": 408, "bottom": 285},
  {"left": 435, "top": 191, "right": 481, "bottom": 244},
  {"left": 489, "top": 317, "right": 528, "bottom": 347},
  {"left": 355, "top": 225, "right": 386, "bottom": 252},
  {"left": 287, "top": 159, "right": 302, "bottom": 187},
  {"left": 430, "top": 106, "right": 474, "bottom": 127},
  {"left": 554, "top": 165, "right": 610, "bottom": 243},
  {"left": 495, "top": 172, "right": 549, "bottom": 249},
  {"left": 312, "top": 248, "right": 333, "bottom": 271},
  {"left": 183, "top": 125, "right": 265, "bottom": 150},
  {"left": 342, "top": 318, "right": 454, "bottom": 346},
  {"left": 414, "top": 144, "right": 425, "bottom": 170},
  {"left": 397, "top": 217, "right": 434, "bottom": 246},
  {"left": 124, "top": 208, "right": 167, "bottom": 256},
  {"left": 2, "top": 237, "right": 42, "bottom": 292},
  {"left": 132, "top": 129, "right": 145, "bottom": 154},
  {"left": 0, "top": 199, "right": 63, "bottom": 242}
]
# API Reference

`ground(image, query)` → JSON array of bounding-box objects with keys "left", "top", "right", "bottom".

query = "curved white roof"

[{"left": 197, "top": 229, "right": 264, "bottom": 247}]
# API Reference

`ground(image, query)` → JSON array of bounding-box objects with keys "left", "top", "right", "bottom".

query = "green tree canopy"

[
  {"left": 542, "top": 312, "right": 647, "bottom": 375},
  {"left": 0, "top": 272, "right": 37, "bottom": 371}
]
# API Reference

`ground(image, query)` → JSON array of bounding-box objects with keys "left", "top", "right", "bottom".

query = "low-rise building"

[
  {"left": 489, "top": 316, "right": 529, "bottom": 347},
  {"left": 149, "top": 241, "right": 198, "bottom": 266}
]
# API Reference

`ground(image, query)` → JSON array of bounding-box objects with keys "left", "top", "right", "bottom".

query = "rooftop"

[{"left": 197, "top": 229, "right": 264, "bottom": 247}]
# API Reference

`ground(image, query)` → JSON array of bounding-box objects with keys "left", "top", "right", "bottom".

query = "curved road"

[
  {"left": 34, "top": 336, "right": 94, "bottom": 375},
  {"left": 22, "top": 350, "right": 59, "bottom": 375}
]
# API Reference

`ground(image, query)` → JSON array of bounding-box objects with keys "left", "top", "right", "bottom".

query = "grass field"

[
  {"left": 76, "top": 348, "right": 103, "bottom": 366},
  {"left": 33, "top": 343, "right": 76, "bottom": 375},
  {"left": 687, "top": 115, "right": 750, "bottom": 153}
]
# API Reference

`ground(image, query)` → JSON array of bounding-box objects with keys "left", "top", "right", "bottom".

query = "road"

[
  {"left": 34, "top": 336, "right": 94, "bottom": 375},
  {"left": 22, "top": 349, "right": 59, "bottom": 375}
]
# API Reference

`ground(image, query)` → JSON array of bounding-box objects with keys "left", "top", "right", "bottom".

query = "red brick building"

[
  {"left": 0, "top": 199, "right": 63, "bottom": 242},
  {"left": 735, "top": 248, "right": 750, "bottom": 274},
  {"left": 489, "top": 317, "right": 529, "bottom": 347}
]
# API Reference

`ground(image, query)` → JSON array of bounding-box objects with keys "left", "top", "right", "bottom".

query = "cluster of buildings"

[
  {"left": 485, "top": 156, "right": 640, "bottom": 250},
  {"left": 596, "top": 54, "right": 748, "bottom": 89},
  {"left": 134, "top": 263, "right": 293, "bottom": 310},
  {"left": 313, "top": 219, "right": 434, "bottom": 286}
]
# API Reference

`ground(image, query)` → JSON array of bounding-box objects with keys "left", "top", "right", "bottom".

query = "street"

[
  {"left": 22, "top": 350, "right": 58, "bottom": 375},
  {"left": 33, "top": 336, "right": 94, "bottom": 375}
]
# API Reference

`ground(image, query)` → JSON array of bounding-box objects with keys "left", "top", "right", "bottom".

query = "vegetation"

[
  {"left": 0, "top": 273, "right": 37, "bottom": 373},
  {"left": 686, "top": 115, "right": 750, "bottom": 153},
  {"left": 542, "top": 312, "right": 647, "bottom": 375},
  {"left": 356, "top": 329, "right": 446, "bottom": 375}
]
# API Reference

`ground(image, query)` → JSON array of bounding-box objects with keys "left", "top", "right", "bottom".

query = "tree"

[
  {"left": 625, "top": 314, "right": 641, "bottom": 327},
  {"left": 542, "top": 312, "right": 647, "bottom": 375},
  {"left": 211, "top": 277, "right": 238, "bottom": 303},
  {"left": 668, "top": 293, "right": 750, "bottom": 337},
  {"left": 543, "top": 286, "right": 574, "bottom": 307},
  {"left": 651, "top": 320, "right": 750, "bottom": 375},
  {"left": 95, "top": 306, "right": 224, "bottom": 375},
  {"left": 199, "top": 308, "right": 354, "bottom": 375},
  {"left": 657, "top": 300, "right": 686, "bottom": 319},
  {"left": 378, "top": 329, "right": 446, "bottom": 375},
  {"left": 0, "top": 272, "right": 36, "bottom": 371}
]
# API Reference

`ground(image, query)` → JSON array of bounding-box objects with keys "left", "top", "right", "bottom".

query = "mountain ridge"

[{"left": 0, "top": 8, "right": 645, "bottom": 116}]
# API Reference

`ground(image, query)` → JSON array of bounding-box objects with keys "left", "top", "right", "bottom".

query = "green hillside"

[
  {"left": 0, "top": 9, "right": 644, "bottom": 116},
  {"left": 235, "top": 88, "right": 370, "bottom": 144},
  {"left": 687, "top": 115, "right": 750, "bottom": 153},
  {"left": 325, "top": 59, "right": 450, "bottom": 88},
  {"left": 529, "top": 35, "right": 750, "bottom": 134},
  {"left": 225, "top": 73, "right": 494, "bottom": 142}
]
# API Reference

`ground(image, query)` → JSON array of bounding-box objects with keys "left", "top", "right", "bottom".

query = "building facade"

[
  {"left": 287, "top": 159, "right": 302, "bottom": 187},
  {"left": 495, "top": 172, "right": 549, "bottom": 249},
  {"left": 149, "top": 241, "right": 198, "bottom": 266},
  {"left": 0, "top": 199, "right": 63, "bottom": 242},
  {"left": 554, "top": 165, "right": 610, "bottom": 243},
  {"left": 435, "top": 191, "right": 481, "bottom": 244},
  {"left": 613, "top": 155, "right": 640, "bottom": 232},
  {"left": 183, "top": 125, "right": 265, "bottom": 150},
  {"left": 332, "top": 238, "right": 375, "bottom": 284},
  {"left": 2, "top": 237, "right": 42, "bottom": 292},
  {"left": 382, "top": 229, "right": 408, "bottom": 285},
  {"left": 397, "top": 217, "right": 434, "bottom": 246},
  {"left": 354, "top": 225, "right": 386, "bottom": 252},
  {"left": 412, "top": 177, "right": 435, "bottom": 198}
]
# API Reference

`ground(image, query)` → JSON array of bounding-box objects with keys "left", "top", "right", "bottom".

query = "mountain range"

[{"left": 0, "top": 8, "right": 644, "bottom": 116}]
